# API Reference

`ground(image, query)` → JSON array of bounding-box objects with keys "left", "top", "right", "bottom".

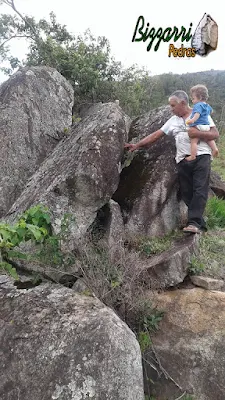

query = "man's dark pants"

[{"left": 177, "top": 154, "right": 211, "bottom": 230}]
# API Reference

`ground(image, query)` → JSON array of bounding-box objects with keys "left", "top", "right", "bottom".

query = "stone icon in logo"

[{"left": 191, "top": 13, "right": 218, "bottom": 56}]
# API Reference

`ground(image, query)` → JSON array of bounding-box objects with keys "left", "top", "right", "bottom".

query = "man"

[{"left": 125, "top": 90, "right": 219, "bottom": 233}]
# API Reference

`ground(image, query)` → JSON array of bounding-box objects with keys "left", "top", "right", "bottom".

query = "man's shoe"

[{"left": 183, "top": 225, "right": 201, "bottom": 234}]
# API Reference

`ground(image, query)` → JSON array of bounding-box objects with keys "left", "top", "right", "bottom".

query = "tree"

[{"left": 0, "top": 1, "right": 122, "bottom": 106}]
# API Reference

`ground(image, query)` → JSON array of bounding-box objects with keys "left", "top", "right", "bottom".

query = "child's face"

[{"left": 191, "top": 93, "right": 200, "bottom": 104}]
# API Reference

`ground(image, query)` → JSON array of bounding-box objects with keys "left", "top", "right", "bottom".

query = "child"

[{"left": 186, "top": 84, "right": 219, "bottom": 161}]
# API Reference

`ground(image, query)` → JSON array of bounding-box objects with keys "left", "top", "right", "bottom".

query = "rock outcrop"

[
  {"left": 139, "top": 234, "right": 199, "bottom": 289},
  {"left": 210, "top": 170, "right": 225, "bottom": 198},
  {"left": 113, "top": 106, "right": 186, "bottom": 237},
  {"left": 0, "top": 66, "right": 74, "bottom": 217},
  {"left": 0, "top": 276, "right": 144, "bottom": 400},
  {"left": 2, "top": 66, "right": 225, "bottom": 400},
  {"left": 6, "top": 102, "right": 130, "bottom": 245},
  {"left": 144, "top": 288, "right": 225, "bottom": 400}
]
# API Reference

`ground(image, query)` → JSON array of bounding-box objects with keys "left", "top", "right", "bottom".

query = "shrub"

[{"left": 77, "top": 239, "right": 164, "bottom": 349}]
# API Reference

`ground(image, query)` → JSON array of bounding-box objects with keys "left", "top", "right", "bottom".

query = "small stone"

[
  {"left": 72, "top": 278, "right": 88, "bottom": 293},
  {"left": 190, "top": 275, "right": 224, "bottom": 290}
]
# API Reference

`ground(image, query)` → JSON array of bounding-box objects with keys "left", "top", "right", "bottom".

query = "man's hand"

[
  {"left": 188, "top": 126, "right": 219, "bottom": 141},
  {"left": 124, "top": 143, "right": 139, "bottom": 152},
  {"left": 124, "top": 129, "right": 164, "bottom": 152},
  {"left": 187, "top": 127, "right": 200, "bottom": 138}
]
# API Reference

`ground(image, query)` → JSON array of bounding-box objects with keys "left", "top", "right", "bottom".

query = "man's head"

[{"left": 168, "top": 90, "right": 189, "bottom": 117}]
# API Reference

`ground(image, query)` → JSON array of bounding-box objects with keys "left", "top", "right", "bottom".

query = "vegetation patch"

[
  {"left": 205, "top": 196, "right": 225, "bottom": 229},
  {"left": 125, "top": 230, "right": 183, "bottom": 258}
]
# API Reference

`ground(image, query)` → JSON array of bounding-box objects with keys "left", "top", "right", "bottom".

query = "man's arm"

[
  {"left": 124, "top": 129, "right": 164, "bottom": 151},
  {"left": 188, "top": 126, "right": 219, "bottom": 141}
]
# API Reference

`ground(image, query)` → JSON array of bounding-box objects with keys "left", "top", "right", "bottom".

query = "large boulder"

[
  {"left": 144, "top": 288, "right": 225, "bottom": 400},
  {"left": 0, "top": 275, "right": 144, "bottom": 400},
  {"left": 6, "top": 103, "right": 130, "bottom": 245},
  {"left": 113, "top": 106, "right": 186, "bottom": 237},
  {"left": 0, "top": 66, "right": 74, "bottom": 217}
]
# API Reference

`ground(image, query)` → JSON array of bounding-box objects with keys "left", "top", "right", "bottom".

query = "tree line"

[{"left": 0, "top": 1, "right": 225, "bottom": 124}]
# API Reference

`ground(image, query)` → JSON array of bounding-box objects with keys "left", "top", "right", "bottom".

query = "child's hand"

[{"left": 186, "top": 119, "right": 191, "bottom": 125}]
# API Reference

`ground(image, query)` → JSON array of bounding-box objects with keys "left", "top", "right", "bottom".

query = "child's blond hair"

[{"left": 190, "top": 84, "right": 209, "bottom": 101}]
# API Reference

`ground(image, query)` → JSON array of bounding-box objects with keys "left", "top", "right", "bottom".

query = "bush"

[{"left": 77, "top": 239, "right": 164, "bottom": 338}]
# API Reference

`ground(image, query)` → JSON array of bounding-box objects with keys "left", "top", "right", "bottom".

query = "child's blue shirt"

[{"left": 189, "top": 102, "right": 212, "bottom": 126}]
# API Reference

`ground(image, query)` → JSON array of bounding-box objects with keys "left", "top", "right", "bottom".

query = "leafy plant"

[
  {"left": 0, "top": 261, "right": 19, "bottom": 279},
  {"left": 0, "top": 204, "right": 52, "bottom": 279},
  {"left": 21, "top": 204, "right": 51, "bottom": 234},
  {"left": 142, "top": 310, "right": 164, "bottom": 333},
  {"left": 19, "top": 211, "right": 75, "bottom": 269},
  {"left": 137, "top": 301, "right": 164, "bottom": 352}
]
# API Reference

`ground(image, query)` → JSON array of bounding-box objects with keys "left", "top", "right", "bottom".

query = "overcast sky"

[{"left": 0, "top": 0, "right": 224, "bottom": 83}]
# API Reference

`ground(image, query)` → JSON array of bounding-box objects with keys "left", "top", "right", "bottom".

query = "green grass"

[
  {"left": 211, "top": 131, "right": 225, "bottom": 181},
  {"left": 125, "top": 230, "right": 183, "bottom": 258},
  {"left": 189, "top": 193, "right": 225, "bottom": 278},
  {"left": 205, "top": 196, "right": 225, "bottom": 229}
]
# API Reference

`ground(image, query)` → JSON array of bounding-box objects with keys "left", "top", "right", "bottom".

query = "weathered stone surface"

[
  {"left": 0, "top": 66, "right": 74, "bottom": 217},
  {"left": 139, "top": 234, "right": 199, "bottom": 289},
  {"left": 128, "top": 105, "right": 172, "bottom": 142},
  {"left": 144, "top": 288, "right": 225, "bottom": 400},
  {"left": 92, "top": 199, "right": 125, "bottom": 262},
  {"left": 190, "top": 275, "right": 224, "bottom": 290},
  {"left": 6, "top": 103, "right": 129, "bottom": 245},
  {"left": 210, "top": 170, "right": 225, "bottom": 199},
  {"left": 79, "top": 102, "right": 131, "bottom": 136},
  {"left": 113, "top": 106, "right": 186, "bottom": 237},
  {"left": 0, "top": 275, "right": 144, "bottom": 400}
]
